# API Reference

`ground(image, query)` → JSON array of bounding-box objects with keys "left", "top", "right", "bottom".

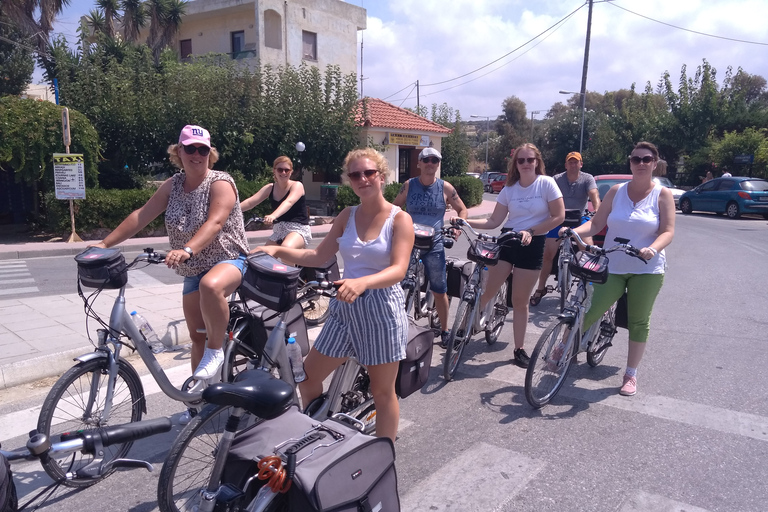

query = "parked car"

[
  {"left": 480, "top": 171, "right": 503, "bottom": 192},
  {"left": 653, "top": 176, "right": 685, "bottom": 209},
  {"left": 490, "top": 174, "right": 508, "bottom": 194},
  {"left": 590, "top": 174, "right": 633, "bottom": 247},
  {"left": 466, "top": 172, "right": 481, "bottom": 179},
  {"left": 679, "top": 177, "right": 768, "bottom": 219}
]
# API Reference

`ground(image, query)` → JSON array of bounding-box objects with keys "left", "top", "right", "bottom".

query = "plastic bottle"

[
  {"left": 285, "top": 337, "right": 306, "bottom": 383},
  {"left": 130, "top": 311, "right": 165, "bottom": 354}
]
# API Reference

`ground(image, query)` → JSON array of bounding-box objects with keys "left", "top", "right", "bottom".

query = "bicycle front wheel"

[
  {"left": 559, "top": 264, "right": 572, "bottom": 312},
  {"left": 485, "top": 281, "right": 508, "bottom": 345},
  {"left": 37, "top": 358, "right": 144, "bottom": 487},
  {"left": 157, "top": 404, "right": 233, "bottom": 512},
  {"left": 525, "top": 319, "right": 576, "bottom": 408},
  {"left": 444, "top": 300, "right": 472, "bottom": 381}
]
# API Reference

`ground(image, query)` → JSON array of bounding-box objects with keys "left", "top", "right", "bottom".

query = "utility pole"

[
  {"left": 416, "top": 80, "right": 420, "bottom": 115},
  {"left": 530, "top": 111, "right": 541, "bottom": 141},
  {"left": 578, "top": 0, "right": 594, "bottom": 154}
]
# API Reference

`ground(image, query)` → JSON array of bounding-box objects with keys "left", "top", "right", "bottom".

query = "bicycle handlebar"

[
  {"left": 132, "top": 247, "right": 167, "bottom": 265},
  {"left": 449, "top": 218, "right": 522, "bottom": 246},
  {"left": 245, "top": 216, "right": 267, "bottom": 229},
  {"left": 562, "top": 229, "right": 646, "bottom": 263}
]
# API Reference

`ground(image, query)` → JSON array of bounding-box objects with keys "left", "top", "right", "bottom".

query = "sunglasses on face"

[
  {"left": 182, "top": 144, "right": 211, "bottom": 157},
  {"left": 347, "top": 169, "right": 379, "bottom": 181},
  {"left": 274, "top": 167, "right": 292, "bottom": 173},
  {"left": 421, "top": 157, "right": 440, "bottom": 164},
  {"left": 629, "top": 155, "right": 655, "bottom": 165},
  {"left": 516, "top": 157, "right": 536, "bottom": 165}
]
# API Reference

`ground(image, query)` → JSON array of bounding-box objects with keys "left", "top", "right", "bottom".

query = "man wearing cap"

[
  {"left": 393, "top": 148, "right": 468, "bottom": 347},
  {"left": 530, "top": 151, "right": 600, "bottom": 306}
]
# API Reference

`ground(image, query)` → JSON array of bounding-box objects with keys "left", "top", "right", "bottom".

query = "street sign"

[
  {"left": 734, "top": 154, "right": 754, "bottom": 164},
  {"left": 53, "top": 153, "right": 86, "bottom": 200},
  {"left": 61, "top": 108, "right": 71, "bottom": 147}
]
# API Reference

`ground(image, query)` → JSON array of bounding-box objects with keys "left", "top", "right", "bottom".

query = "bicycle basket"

[
  {"left": 467, "top": 240, "right": 500, "bottom": 266},
  {"left": 569, "top": 251, "right": 609, "bottom": 284},
  {"left": 242, "top": 253, "right": 301, "bottom": 312},
  {"left": 562, "top": 209, "right": 583, "bottom": 228},
  {"left": 413, "top": 223, "right": 435, "bottom": 251},
  {"left": 74, "top": 247, "right": 128, "bottom": 289}
]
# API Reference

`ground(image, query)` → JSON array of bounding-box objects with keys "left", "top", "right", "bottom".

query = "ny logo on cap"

[{"left": 192, "top": 128, "right": 204, "bottom": 136}]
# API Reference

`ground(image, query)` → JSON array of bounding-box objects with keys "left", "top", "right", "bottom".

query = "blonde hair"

[
  {"left": 273, "top": 155, "right": 293, "bottom": 171},
  {"left": 506, "top": 143, "right": 545, "bottom": 186},
  {"left": 342, "top": 148, "right": 389, "bottom": 185},
  {"left": 167, "top": 144, "right": 220, "bottom": 169}
]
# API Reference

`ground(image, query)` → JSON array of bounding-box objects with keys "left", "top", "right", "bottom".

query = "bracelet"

[{"left": 648, "top": 247, "right": 658, "bottom": 256}]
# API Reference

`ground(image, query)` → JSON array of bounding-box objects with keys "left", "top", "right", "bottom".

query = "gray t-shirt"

[{"left": 553, "top": 171, "right": 597, "bottom": 211}]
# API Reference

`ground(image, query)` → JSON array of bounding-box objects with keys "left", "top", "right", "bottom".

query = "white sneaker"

[{"left": 193, "top": 348, "right": 224, "bottom": 380}]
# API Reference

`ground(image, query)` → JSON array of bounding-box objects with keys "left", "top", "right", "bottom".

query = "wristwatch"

[
  {"left": 182, "top": 246, "right": 194, "bottom": 258},
  {"left": 525, "top": 228, "right": 535, "bottom": 237}
]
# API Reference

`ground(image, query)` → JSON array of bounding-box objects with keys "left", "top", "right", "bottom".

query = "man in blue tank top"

[{"left": 393, "top": 147, "right": 468, "bottom": 347}]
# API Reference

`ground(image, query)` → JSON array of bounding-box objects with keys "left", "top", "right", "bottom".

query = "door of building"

[{"left": 398, "top": 148, "right": 411, "bottom": 183}]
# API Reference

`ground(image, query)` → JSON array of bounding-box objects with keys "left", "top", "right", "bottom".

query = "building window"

[
  {"left": 179, "top": 39, "right": 192, "bottom": 59},
  {"left": 264, "top": 9, "right": 282, "bottom": 49},
  {"left": 302, "top": 31, "right": 317, "bottom": 61},
  {"left": 231, "top": 30, "right": 245, "bottom": 58}
]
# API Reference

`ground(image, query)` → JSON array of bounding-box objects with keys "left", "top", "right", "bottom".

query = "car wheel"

[
  {"left": 680, "top": 198, "right": 692, "bottom": 214},
  {"left": 726, "top": 201, "right": 741, "bottom": 219}
]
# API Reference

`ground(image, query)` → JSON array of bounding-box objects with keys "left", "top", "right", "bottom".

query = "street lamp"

[
  {"left": 530, "top": 111, "right": 541, "bottom": 141},
  {"left": 559, "top": 90, "right": 586, "bottom": 154},
  {"left": 470, "top": 114, "right": 490, "bottom": 172}
]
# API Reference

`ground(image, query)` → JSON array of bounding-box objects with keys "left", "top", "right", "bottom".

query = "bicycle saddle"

[{"left": 202, "top": 370, "right": 295, "bottom": 419}]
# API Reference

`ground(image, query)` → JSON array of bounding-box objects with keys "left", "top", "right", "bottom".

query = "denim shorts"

[
  {"left": 546, "top": 215, "right": 590, "bottom": 238},
  {"left": 182, "top": 254, "right": 248, "bottom": 295},
  {"left": 419, "top": 241, "right": 448, "bottom": 294}
]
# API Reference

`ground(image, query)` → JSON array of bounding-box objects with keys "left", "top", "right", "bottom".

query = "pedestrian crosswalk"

[{"left": 0, "top": 260, "right": 38, "bottom": 297}]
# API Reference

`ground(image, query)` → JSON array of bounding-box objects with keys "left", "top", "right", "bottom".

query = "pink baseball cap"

[{"left": 178, "top": 125, "right": 211, "bottom": 147}]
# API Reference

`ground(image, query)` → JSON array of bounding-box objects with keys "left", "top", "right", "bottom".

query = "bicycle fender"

[{"left": 74, "top": 351, "right": 108, "bottom": 363}]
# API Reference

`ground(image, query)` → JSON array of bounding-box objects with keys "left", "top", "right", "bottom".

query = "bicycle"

[
  {"left": 442, "top": 219, "right": 521, "bottom": 381},
  {"left": 524, "top": 232, "right": 645, "bottom": 408},
  {"left": 1, "top": 417, "right": 171, "bottom": 508},
  {"left": 401, "top": 223, "right": 455, "bottom": 329},
  {"left": 37, "top": 247, "right": 245, "bottom": 487},
  {"left": 158, "top": 253, "right": 379, "bottom": 512}
]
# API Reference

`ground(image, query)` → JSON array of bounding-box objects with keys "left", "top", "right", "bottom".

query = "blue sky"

[{"left": 48, "top": 0, "right": 768, "bottom": 120}]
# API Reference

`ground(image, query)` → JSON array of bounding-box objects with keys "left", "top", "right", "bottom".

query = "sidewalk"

[{"left": 0, "top": 200, "right": 496, "bottom": 388}]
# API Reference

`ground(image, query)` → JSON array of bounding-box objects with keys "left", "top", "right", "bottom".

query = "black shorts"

[{"left": 498, "top": 230, "right": 546, "bottom": 270}]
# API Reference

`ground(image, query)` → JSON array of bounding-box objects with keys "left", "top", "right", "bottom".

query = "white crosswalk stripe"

[{"left": 0, "top": 260, "right": 38, "bottom": 296}]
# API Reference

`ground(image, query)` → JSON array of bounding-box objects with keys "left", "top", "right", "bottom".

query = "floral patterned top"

[{"left": 165, "top": 170, "right": 249, "bottom": 277}]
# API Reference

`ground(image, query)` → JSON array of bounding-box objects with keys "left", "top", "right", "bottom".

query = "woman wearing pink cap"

[{"left": 93, "top": 125, "right": 250, "bottom": 394}]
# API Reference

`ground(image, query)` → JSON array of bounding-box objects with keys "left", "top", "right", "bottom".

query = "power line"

[
  {"left": 382, "top": 81, "right": 416, "bottom": 101},
  {"left": 609, "top": 3, "right": 768, "bottom": 46}
]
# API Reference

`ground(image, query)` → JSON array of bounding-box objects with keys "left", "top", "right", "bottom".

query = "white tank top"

[
  {"left": 338, "top": 205, "right": 400, "bottom": 279},
  {"left": 605, "top": 183, "right": 666, "bottom": 275}
]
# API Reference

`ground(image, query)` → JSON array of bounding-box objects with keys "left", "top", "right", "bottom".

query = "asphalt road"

[{"left": 2, "top": 212, "right": 768, "bottom": 511}]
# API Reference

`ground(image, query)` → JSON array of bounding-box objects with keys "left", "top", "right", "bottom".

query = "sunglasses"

[
  {"left": 421, "top": 157, "right": 440, "bottom": 164},
  {"left": 274, "top": 167, "right": 292, "bottom": 173},
  {"left": 182, "top": 144, "right": 211, "bottom": 157},
  {"left": 347, "top": 169, "right": 379, "bottom": 181},
  {"left": 516, "top": 157, "right": 537, "bottom": 165},
  {"left": 629, "top": 155, "right": 655, "bottom": 165}
]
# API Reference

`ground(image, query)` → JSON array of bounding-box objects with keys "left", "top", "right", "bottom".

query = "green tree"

[
  {"left": 0, "top": 11, "right": 35, "bottom": 96},
  {"left": 710, "top": 128, "right": 768, "bottom": 178},
  {"left": 120, "top": 0, "right": 147, "bottom": 43},
  {"left": 429, "top": 103, "right": 471, "bottom": 177}
]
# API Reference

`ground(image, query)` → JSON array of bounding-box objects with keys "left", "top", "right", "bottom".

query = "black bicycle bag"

[
  {"left": 446, "top": 258, "right": 474, "bottom": 299},
  {"left": 562, "top": 209, "right": 583, "bottom": 228},
  {"left": 413, "top": 223, "right": 435, "bottom": 251},
  {"left": 74, "top": 247, "right": 128, "bottom": 289},
  {"left": 0, "top": 452, "right": 17, "bottom": 512},
  {"left": 467, "top": 240, "right": 501, "bottom": 266},
  {"left": 569, "top": 251, "right": 609, "bottom": 284},
  {"left": 395, "top": 322, "right": 434, "bottom": 399},
  {"left": 300, "top": 255, "right": 341, "bottom": 285},
  {"left": 242, "top": 253, "right": 301, "bottom": 312},
  {"left": 222, "top": 407, "right": 400, "bottom": 512}
]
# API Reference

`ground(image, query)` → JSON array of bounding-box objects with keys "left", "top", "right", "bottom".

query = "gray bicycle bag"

[
  {"left": 74, "top": 247, "right": 128, "bottom": 289},
  {"left": 446, "top": 258, "right": 474, "bottom": 299},
  {"left": 0, "top": 451, "right": 17, "bottom": 512},
  {"left": 223, "top": 407, "right": 400, "bottom": 512},
  {"left": 396, "top": 321, "right": 434, "bottom": 398}
]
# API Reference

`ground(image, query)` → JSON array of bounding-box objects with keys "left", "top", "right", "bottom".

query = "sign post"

[{"left": 57, "top": 107, "right": 83, "bottom": 242}]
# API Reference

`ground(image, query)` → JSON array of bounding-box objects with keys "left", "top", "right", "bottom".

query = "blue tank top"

[{"left": 406, "top": 178, "right": 445, "bottom": 232}]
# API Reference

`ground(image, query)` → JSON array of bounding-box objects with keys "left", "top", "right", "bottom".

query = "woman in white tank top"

[
  {"left": 569, "top": 142, "right": 675, "bottom": 397},
  {"left": 252, "top": 148, "right": 414, "bottom": 442}
]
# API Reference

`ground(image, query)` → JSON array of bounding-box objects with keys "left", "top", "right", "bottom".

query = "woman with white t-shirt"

[{"left": 459, "top": 144, "right": 564, "bottom": 368}]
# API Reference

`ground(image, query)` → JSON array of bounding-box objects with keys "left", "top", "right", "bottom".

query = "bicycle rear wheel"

[
  {"left": 223, "top": 318, "right": 262, "bottom": 382},
  {"left": 485, "top": 281, "right": 508, "bottom": 345},
  {"left": 587, "top": 304, "right": 617, "bottom": 367},
  {"left": 300, "top": 292, "right": 331, "bottom": 326},
  {"left": 157, "top": 404, "right": 234, "bottom": 512},
  {"left": 443, "top": 300, "right": 472, "bottom": 381},
  {"left": 345, "top": 366, "right": 377, "bottom": 435},
  {"left": 37, "top": 358, "right": 144, "bottom": 487},
  {"left": 525, "top": 319, "right": 576, "bottom": 408}
]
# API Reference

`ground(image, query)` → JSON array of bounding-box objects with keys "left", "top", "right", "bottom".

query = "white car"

[
  {"left": 654, "top": 177, "right": 685, "bottom": 209},
  {"left": 466, "top": 173, "right": 481, "bottom": 179}
]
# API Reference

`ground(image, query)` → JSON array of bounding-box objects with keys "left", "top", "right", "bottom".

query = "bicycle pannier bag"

[
  {"left": 74, "top": 247, "right": 128, "bottom": 289},
  {"left": 413, "top": 223, "right": 435, "bottom": 251},
  {"left": 250, "top": 302, "right": 310, "bottom": 357},
  {"left": 467, "top": 240, "right": 501, "bottom": 266},
  {"left": 396, "top": 322, "right": 434, "bottom": 398},
  {"left": 446, "top": 258, "right": 473, "bottom": 299},
  {"left": 569, "top": 251, "right": 609, "bottom": 284},
  {"left": 0, "top": 452, "right": 18, "bottom": 512},
  {"left": 562, "top": 209, "right": 583, "bottom": 228},
  {"left": 301, "top": 256, "right": 341, "bottom": 284},
  {"left": 224, "top": 407, "right": 400, "bottom": 512},
  {"left": 243, "top": 253, "right": 302, "bottom": 312}
]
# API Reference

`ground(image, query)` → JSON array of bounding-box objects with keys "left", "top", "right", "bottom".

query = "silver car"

[{"left": 653, "top": 177, "right": 685, "bottom": 209}]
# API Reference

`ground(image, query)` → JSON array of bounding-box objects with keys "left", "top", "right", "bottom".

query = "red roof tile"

[{"left": 356, "top": 97, "right": 452, "bottom": 134}]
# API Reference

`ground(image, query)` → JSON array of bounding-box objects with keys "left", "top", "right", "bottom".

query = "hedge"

[{"left": 335, "top": 177, "right": 483, "bottom": 213}]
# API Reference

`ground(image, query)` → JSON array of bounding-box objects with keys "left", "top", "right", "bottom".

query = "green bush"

[
  {"left": 234, "top": 176, "right": 272, "bottom": 219},
  {"left": 445, "top": 176, "right": 483, "bottom": 207},
  {"left": 383, "top": 182, "right": 402, "bottom": 204},
  {"left": 334, "top": 185, "right": 360, "bottom": 212}
]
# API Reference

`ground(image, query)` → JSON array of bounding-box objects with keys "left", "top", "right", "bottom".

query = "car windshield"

[
  {"left": 740, "top": 180, "right": 768, "bottom": 191},
  {"left": 654, "top": 177, "right": 674, "bottom": 188},
  {"left": 596, "top": 179, "right": 630, "bottom": 199}
]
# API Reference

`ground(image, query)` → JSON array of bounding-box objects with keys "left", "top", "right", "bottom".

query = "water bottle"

[
  {"left": 130, "top": 311, "right": 165, "bottom": 354},
  {"left": 286, "top": 337, "right": 306, "bottom": 383}
]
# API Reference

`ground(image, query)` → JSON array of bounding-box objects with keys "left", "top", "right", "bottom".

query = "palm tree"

[
  {"left": 120, "top": 0, "right": 146, "bottom": 43},
  {"left": 2, "top": 0, "right": 70, "bottom": 55},
  {"left": 146, "top": 0, "right": 186, "bottom": 64},
  {"left": 96, "top": 0, "right": 120, "bottom": 38},
  {"left": 158, "top": 0, "right": 185, "bottom": 53},
  {"left": 85, "top": 9, "right": 106, "bottom": 38}
]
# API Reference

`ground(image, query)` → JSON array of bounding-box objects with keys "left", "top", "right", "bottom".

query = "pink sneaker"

[{"left": 619, "top": 375, "right": 637, "bottom": 396}]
